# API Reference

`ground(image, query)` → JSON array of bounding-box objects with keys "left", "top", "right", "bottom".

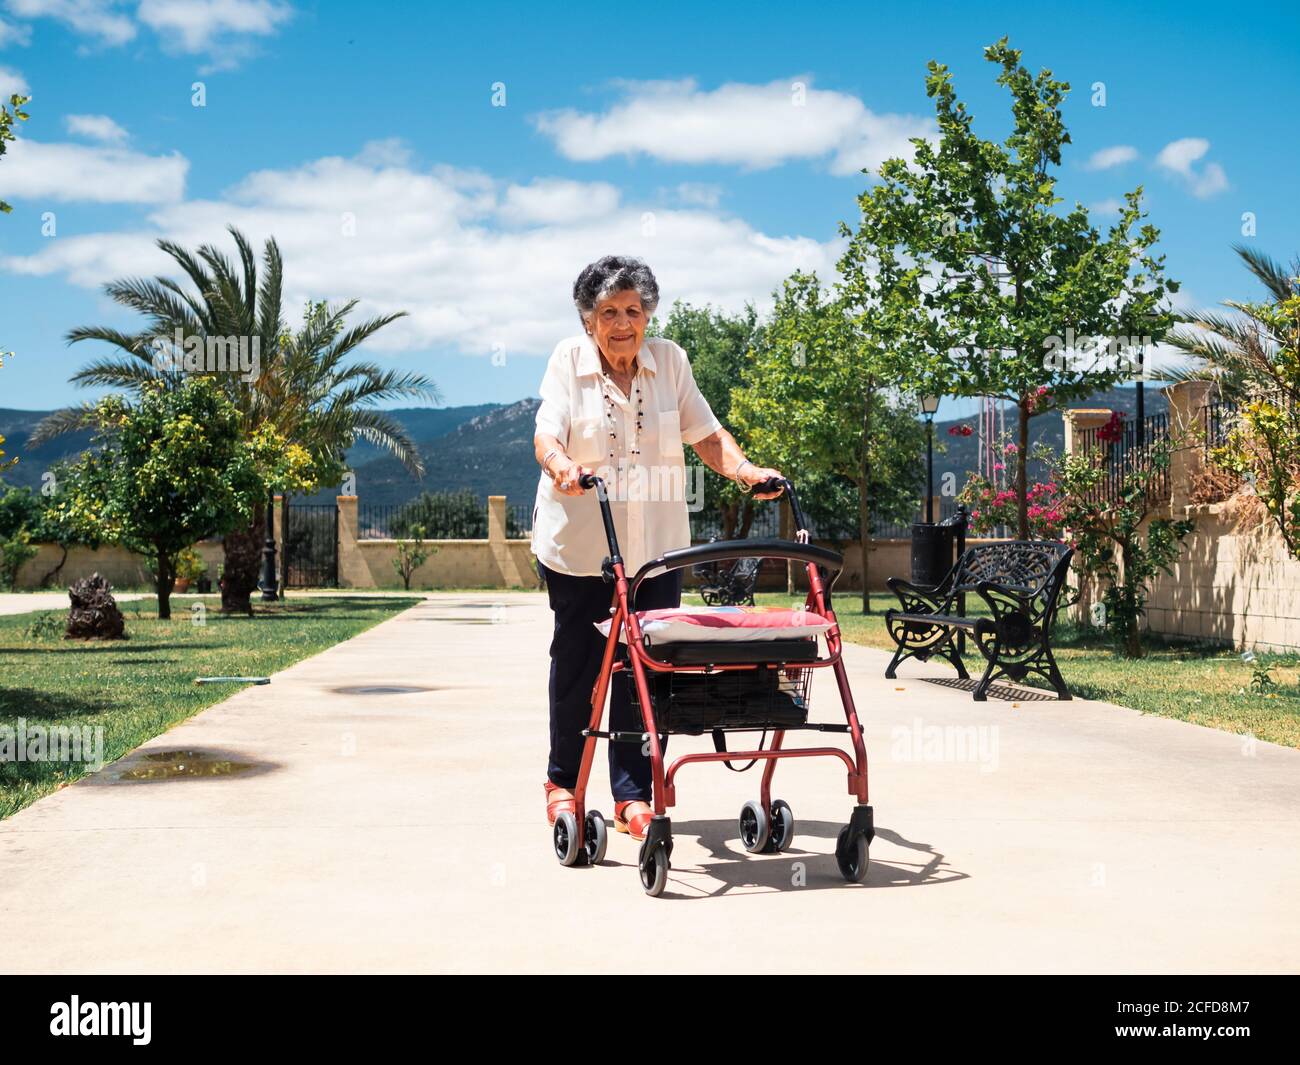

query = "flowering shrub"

[
  {"left": 1096, "top": 410, "right": 1124, "bottom": 444},
  {"left": 948, "top": 423, "right": 974, "bottom": 437},
  {"left": 958, "top": 439, "right": 1063, "bottom": 537}
]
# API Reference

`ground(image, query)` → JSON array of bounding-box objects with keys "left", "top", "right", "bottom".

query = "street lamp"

[
  {"left": 258, "top": 487, "right": 278, "bottom": 601},
  {"left": 921, "top": 395, "right": 940, "bottom": 523}
]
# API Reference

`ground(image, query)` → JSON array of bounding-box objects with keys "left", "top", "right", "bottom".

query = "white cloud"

[
  {"left": 1, "top": 138, "right": 187, "bottom": 202},
  {"left": 5, "top": 0, "right": 136, "bottom": 46},
  {"left": 1156, "top": 137, "right": 1229, "bottom": 198},
  {"left": 0, "top": 62, "right": 29, "bottom": 95},
  {"left": 2, "top": 142, "right": 843, "bottom": 357},
  {"left": 1084, "top": 145, "right": 1137, "bottom": 171},
  {"left": 4, "top": 0, "right": 292, "bottom": 68},
  {"left": 0, "top": 14, "right": 33, "bottom": 45},
  {"left": 534, "top": 76, "right": 933, "bottom": 175},
  {"left": 136, "top": 0, "right": 292, "bottom": 55},
  {"left": 669, "top": 183, "right": 723, "bottom": 208},
  {"left": 1089, "top": 198, "right": 1124, "bottom": 216},
  {"left": 64, "top": 112, "right": 128, "bottom": 142},
  {"left": 499, "top": 178, "right": 620, "bottom": 225}
]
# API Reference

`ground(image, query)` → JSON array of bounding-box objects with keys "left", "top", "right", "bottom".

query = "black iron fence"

[
  {"left": 1076, "top": 409, "right": 1172, "bottom": 505},
  {"left": 284, "top": 503, "right": 338, "bottom": 587}
]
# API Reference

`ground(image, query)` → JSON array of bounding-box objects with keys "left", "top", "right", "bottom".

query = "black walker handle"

[{"left": 752, "top": 476, "right": 810, "bottom": 540}]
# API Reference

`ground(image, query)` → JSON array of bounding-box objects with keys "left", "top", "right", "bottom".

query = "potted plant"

[{"left": 174, "top": 546, "right": 207, "bottom": 593}]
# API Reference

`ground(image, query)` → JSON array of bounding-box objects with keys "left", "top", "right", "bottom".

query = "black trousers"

[{"left": 539, "top": 561, "right": 682, "bottom": 802}]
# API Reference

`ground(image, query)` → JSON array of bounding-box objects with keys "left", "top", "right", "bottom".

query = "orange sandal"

[
  {"left": 545, "top": 781, "right": 576, "bottom": 826},
  {"left": 614, "top": 800, "right": 654, "bottom": 841}
]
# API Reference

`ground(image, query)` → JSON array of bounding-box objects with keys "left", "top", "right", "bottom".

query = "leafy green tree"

[
  {"left": 0, "top": 92, "right": 29, "bottom": 216},
  {"left": 1167, "top": 245, "right": 1300, "bottom": 558},
  {"left": 50, "top": 379, "right": 281, "bottom": 619},
  {"left": 843, "top": 38, "right": 1179, "bottom": 539},
  {"left": 33, "top": 228, "right": 436, "bottom": 613},
  {"left": 731, "top": 272, "right": 925, "bottom": 611},
  {"left": 659, "top": 301, "right": 763, "bottom": 538}
]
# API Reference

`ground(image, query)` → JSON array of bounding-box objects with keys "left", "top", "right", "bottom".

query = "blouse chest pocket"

[
  {"left": 568, "top": 415, "right": 604, "bottom": 464},
  {"left": 658, "top": 410, "right": 683, "bottom": 459}
]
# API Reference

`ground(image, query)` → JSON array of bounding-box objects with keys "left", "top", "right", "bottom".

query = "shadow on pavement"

[{"left": 593, "top": 818, "right": 967, "bottom": 899}]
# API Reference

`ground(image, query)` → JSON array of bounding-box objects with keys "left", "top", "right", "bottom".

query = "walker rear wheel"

[{"left": 835, "top": 825, "right": 870, "bottom": 883}]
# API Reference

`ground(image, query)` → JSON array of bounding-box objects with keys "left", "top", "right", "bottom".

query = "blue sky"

[{"left": 1, "top": 0, "right": 1297, "bottom": 419}]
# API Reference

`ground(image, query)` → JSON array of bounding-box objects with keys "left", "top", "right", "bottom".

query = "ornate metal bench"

[
  {"left": 884, "top": 541, "right": 1074, "bottom": 701},
  {"left": 694, "top": 554, "right": 762, "bottom": 606}
]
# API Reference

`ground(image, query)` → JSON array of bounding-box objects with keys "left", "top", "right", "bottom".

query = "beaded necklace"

[{"left": 600, "top": 358, "right": 644, "bottom": 471}]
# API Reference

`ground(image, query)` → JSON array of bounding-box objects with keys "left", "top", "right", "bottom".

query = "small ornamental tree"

[
  {"left": 392, "top": 523, "right": 434, "bottom": 591},
  {"left": 50, "top": 378, "right": 298, "bottom": 619},
  {"left": 842, "top": 38, "right": 1179, "bottom": 540}
]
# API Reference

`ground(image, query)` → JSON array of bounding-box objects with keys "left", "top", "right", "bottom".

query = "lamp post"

[
  {"left": 258, "top": 487, "right": 278, "bottom": 601},
  {"left": 921, "top": 394, "right": 940, "bottom": 523}
]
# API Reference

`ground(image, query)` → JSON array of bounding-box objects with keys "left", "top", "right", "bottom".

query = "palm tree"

[
  {"left": 1164, "top": 243, "right": 1300, "bottom": 555},
  {"left": 33, "top": 226, "right": 438, "bottom": 613},
  {"left": 1164, "top": 243, "right": 1300, "bottom": 402}
]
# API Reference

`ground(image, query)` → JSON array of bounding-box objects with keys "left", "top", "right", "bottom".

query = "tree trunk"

[
  {"left": 738, "top": 499, "right": 755, "bottom": 539},
  {"left": 1016, "top": 400, "right": 1030, "bottom": 540},
  {"left": 39, "top": 544, "right": 69, "bottom": 589},
  {"left": 859, "top": 379, "right": 875, "bottom": 614},
  {"left": 721, "top": 500, "right": 738, "bottom": 540},
  {"left": 221, "top": 506, "right": 262, "bottom": 615},
  {"left": 1120, "top": 541, "right": 1144, "bottom": 658},
  {"left": 155, "top": 546, "right": 175, "bottom": 620}
]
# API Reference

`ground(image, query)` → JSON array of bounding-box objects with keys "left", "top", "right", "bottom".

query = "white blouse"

[{"left": 531, "top": 332, "right": 722, "bottom": 577}]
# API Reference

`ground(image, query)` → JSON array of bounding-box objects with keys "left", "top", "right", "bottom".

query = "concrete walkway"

[{"left": 2, "top": 592, "right": 1297, "bottom": 973}]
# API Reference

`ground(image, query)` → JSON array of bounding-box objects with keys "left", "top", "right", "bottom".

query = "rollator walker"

[{"left": 550, "top": 474, "right": 875, "bottom": 897}]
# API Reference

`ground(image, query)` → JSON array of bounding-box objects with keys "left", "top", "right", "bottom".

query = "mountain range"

[{"left": 0, "top": 384, "right": 1167, "bottom": 508}]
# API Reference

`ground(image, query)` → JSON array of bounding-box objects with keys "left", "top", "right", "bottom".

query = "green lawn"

[
  {"left": 0, "top": 595, "right": 420, "bottom": 819},
  {"left": 690, "top": 591, "right": 1300, "bottom": 749}
]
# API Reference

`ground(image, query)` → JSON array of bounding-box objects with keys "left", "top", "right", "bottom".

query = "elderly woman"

[{"left": 532, "top": 255, "right": 784, "bottom": 842}]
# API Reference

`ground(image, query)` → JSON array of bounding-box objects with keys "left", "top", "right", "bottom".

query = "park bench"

[
  {"left": 883, "top": 540, "right": 1074, "bottom": 701},
  {"left": 692, "top": 552, "right": 762, "bottom": 606}
]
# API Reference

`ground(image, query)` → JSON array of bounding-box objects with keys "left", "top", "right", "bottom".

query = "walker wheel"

[
  {"left": 769, "top": 799, "right": 795, "bottom": 852},
  {"left": 835, "top": 825, "right": 870, "bottom": 883},
  {"left": 739, "top": 800, "right": 769, "bottom": 854},
  {"left": 638, "top": 839, "right": 668, "bottom": 897},
  {"left": 553, "top": 811, "right": 582, "bottom": 867},
  {"left": 585, "top": 810, "right": 608, "bottom": 865}
]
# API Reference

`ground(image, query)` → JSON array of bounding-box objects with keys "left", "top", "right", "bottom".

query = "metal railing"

[{"left": 1076, "top": 410, "right": 1172, "bottom": 505}]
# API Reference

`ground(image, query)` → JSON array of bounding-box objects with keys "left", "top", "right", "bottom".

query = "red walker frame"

[{"left": 551, "top": 475, "right": 875, "bottom": 896}]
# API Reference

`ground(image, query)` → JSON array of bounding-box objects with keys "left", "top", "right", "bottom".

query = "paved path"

[{"left": 2, "top": 593, "right": 1297, "bottom": 973}]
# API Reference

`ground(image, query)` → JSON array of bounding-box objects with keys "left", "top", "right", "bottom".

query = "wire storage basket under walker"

[{"left": 549, "top": 474, "right": 876, "bottom": 897}]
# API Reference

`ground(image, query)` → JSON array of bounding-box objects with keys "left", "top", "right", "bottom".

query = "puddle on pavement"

[
  {"left": 115, "top": 750, "right": 262, "bottom": 782},
  {"left": 331, "top": 684, "right": 439, "bottom": 696}
]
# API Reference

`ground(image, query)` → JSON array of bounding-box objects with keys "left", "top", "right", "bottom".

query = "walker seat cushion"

[{"left": 596, "top": 605, "right": 832, "bottom": 644}]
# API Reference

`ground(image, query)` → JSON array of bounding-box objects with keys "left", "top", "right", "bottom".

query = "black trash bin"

[{"left": 910, "top": 521, "right": 956, "bottom": 588}]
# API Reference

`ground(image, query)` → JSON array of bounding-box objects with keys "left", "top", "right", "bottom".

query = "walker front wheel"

[
  {"left": 638, "top": 840, "right": 668, "bottom": 897},
  {"left": 835, "top": 825, "right": 870, "bottom": 883},
  {"left": 553, "top": 811, "right": 582, "bottom": 867},
  {"left": 739, "top": 800, "right": 769, "bottom": 854},
  {"left": 585, "top": 810, "right": 608, "bottom": 865},
  {"left": 770, "top": 799, "right": 795, "bottom": 852}
]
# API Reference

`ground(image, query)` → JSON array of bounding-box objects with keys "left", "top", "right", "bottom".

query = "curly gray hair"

[{"left": 572, "top": 255, "right": 660, "bottom": 321}]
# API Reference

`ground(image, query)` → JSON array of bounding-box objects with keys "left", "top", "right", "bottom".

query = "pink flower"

[
  {"left": 1004, "top": 443, "right": 1019, "bottom": 454},
  {"left": 993, "top": 462, "right": 1005, "bottom": 472}
]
